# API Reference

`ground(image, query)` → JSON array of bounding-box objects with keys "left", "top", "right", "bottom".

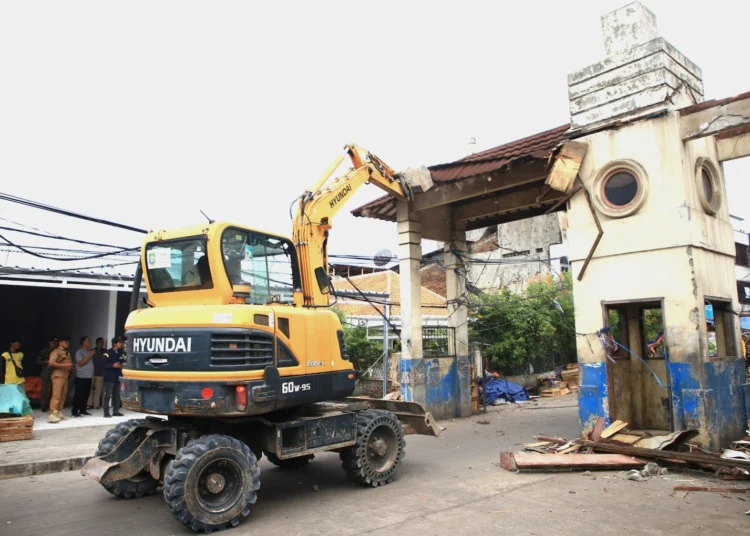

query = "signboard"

[{"left": 147, "top": 248, "right": 172, "bottom": 269}]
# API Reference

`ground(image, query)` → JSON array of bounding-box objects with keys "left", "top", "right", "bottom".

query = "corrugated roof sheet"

[{"left": 352, "top": 123, "right": 571, "bottom": 222}]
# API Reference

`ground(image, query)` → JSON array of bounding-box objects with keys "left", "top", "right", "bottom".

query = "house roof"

[
  {"left": 333, "top": 270, "right": 447, "bottom": 317},
  {"left": 352, "top": 124, "right": 571, "bottom": 222},
  {"left": 429, "top": 124, "right": 570, "bottom": 183}
]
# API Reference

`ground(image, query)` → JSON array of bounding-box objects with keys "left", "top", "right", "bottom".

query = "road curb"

[{"left": 0, "top": 455, "right": 93, "bottom": 480}]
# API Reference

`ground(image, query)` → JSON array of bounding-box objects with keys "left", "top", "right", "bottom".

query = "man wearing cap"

[
  {"left": 102, "top": 337, "right": 125, "bottom": 418},
  {"left": 48, "top": 336, "right": 74, "bottom": 423},
  {"left": 36, "top": 336, "right": 58, "bottom": 412}
]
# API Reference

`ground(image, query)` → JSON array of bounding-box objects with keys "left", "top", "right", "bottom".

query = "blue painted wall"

[
  {"left": 578, "top": 362, "right": 610, "bottom": 434},
  {"left": 669, "top": 358, "right": 747, "bottom": 450},
  {"left": 400, "top": 356, "right": 471, "bottom": 420}
]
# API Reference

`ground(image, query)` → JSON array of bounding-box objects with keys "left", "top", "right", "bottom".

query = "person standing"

[
  {"left": 36, "top": 336, "right": 58, "bottom": 412},
  {"left": 2, "top": 339, "right": 25, "bottom": 386},
  {"left": 87, "top": 337, "right": 106, "bottom": 410},
  {"left": 72, "top": 336, "right": 95, "bottom": 417},
  {"left": 103, "top": 337, "right": 124, "bottom": 418},
  {"left": 48, "top": 336, "right": 74, "bottom": 424}
]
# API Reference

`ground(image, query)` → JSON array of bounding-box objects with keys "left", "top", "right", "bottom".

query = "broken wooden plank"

[
  {"left": 557, "top": 445, "right": 581, "bottom": 455},
  {"left": 536, "top": 435, "right": 569, "bottom": 445},
  {"left": 579, "top": 440, "right": 750, "bottom": 470},
  {"left": 525, "top": 441, "right": 552, "bottom": 448},
  {"left": 673, "top": 485, "right": 750, "bottom": 494},
  {"left": 500, "top": 451, "right": 644, "bottom": 472},
  {"left": 609, "top": 433, "right": 643, "bottom": 445},
  {"left": 591, "top": 417, "right": 606, "bottom": 442},
  {"left": 600, "top": 420, "right": 629, "bottom": 439},
  {"left": 546, "top": 141, "right": 587, "bottom": 193}
]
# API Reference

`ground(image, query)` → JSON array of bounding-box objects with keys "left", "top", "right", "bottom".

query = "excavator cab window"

[
  {"left": 221, "top": 228, "right": 298, "bottom": 305},
  {"left": 145, "top": 237, "right": 213, "bottom": 293}
]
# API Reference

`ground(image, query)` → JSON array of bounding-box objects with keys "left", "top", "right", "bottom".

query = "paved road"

[{"left": 1, "top": 399, "right": 746, "bottom": 535}]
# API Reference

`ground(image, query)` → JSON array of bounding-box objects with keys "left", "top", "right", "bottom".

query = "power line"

[
  {"left": 0, "top": 224, "right": 132, "bottom": 250},
  {"left": 0, "top": 233, "right": 138, "bottom": 262},
  {"left": 0, "top": 192, "right": 147, "bottom": 233}
]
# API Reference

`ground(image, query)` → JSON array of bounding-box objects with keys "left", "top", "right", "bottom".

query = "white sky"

[{"left": 1, "top": 0, "right": 749, "bottom": 275}]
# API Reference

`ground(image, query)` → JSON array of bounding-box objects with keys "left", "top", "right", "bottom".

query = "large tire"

[
  {"left": 264, "top": 452, "right": 314, "bottom": 469},
  {"left": 163, "top": 434, "right": 260, "bottom": 534},
  {"left": 340, "top": 409, "right": 405, "bottom": 487},
  {"left": 95, "top": 419, "right": 160, "bottom": 499}
]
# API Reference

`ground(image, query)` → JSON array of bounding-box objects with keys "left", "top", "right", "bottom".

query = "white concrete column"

[
  {"left": 106, "top": 290, "right": 118, "bottom": 339},
  {"left": 397, "top": 200, "right": 423, "bottom": 359},
  {"left": 445, "top": 217, "right": 469, "bottom": 357}
]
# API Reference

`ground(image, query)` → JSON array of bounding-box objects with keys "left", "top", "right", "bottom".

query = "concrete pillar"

[
  {"left": 445, "top": 216, "right": 472, "bottom": 418},
  {"left": 397, "top": 201, "right": 423, "bottom": 359},
  {"left": 106, "top": 290, "right": 118, "bottom": 339},
  {"left": 445, "top": 219, "right": 468, "bottom": 358}
]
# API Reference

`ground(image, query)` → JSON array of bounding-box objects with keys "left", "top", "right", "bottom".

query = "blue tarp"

[
  {"left": 0, "top": 384, "right": 32, "bottom": 416},
  {"left": 484, "top": 378, "right": 528, "bottom": 404}
]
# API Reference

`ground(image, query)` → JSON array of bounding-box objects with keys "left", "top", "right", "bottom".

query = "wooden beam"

[
  {"left": 577, "top": 187, "right": 603, "bottom": 282},
  {"left": 716, "top": 124, "right": 750, "bottom": 162},
  {"left": 454, "top": 185, "right": 567, "bottom": 223},
  {"left": 546, "top": 141, "right": 587, "bottom": 193},
  {"left": 414, "top": 160, "right": 549, "bottom": 211},
  {"left": 680, "top": 94, "right": 750, "bottom": 142},
  {"left": 578, "top": 440, "right": 750, "bottom": 470}
]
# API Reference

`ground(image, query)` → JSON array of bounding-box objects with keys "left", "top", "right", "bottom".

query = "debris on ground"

[
  {"left": 476, "top": 419, "right": 490, "bottom": 425},
  {"left": 673, "top": 485, "right": 750, "bottom": 494},
  {"left": 627, "top": 470, "right": 645, "bottom": 482},
  {"left": 499, "top": 419, "right": 750, "bottom": 482}
]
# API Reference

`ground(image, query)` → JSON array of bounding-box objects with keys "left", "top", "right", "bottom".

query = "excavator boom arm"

[{"left": 292, "top": 144, "right": 407, "bottom": 307}]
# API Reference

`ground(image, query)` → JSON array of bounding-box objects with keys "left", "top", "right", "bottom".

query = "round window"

[
  {"left": 695, "top": 158, "right": 721, "bottom": 215},
  {"left": 701, "top": 169, "right": 713, "bottom": 204},
  {"left": 602, "top": 171, "right": 639, "bottom": 207},
  {"left": 591, "top": 160, "right": 649, "bottom": 218}
]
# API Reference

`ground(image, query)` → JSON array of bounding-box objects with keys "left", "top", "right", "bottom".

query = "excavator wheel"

[
  {"left": 163, "top": 434, "right": 260, "bottom": 534},
  {"left": 94, "top": 419, "right": 160, "bottom": 499},
  {"left": 264, "top": 452, "right": 314, "bottom": 469},
  {"left": 340, "top": 409, "right": 405, "bottom": 487}
]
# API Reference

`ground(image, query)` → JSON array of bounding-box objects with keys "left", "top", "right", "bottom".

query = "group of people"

[{"left": 2, "top": 335, "right": 127, "bottom": 423}]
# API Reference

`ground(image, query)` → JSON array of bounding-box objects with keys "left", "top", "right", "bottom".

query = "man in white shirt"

[{"left": 72, "top": 336, "right": 95, "bottom": 417}]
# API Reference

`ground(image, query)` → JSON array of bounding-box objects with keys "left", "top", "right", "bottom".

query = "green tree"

[
  {"left": 331, "top": 308, "right": 383, "bottom": 372},
  {"left": 469, "top": 273, "right": 575, "bottom": 373}
]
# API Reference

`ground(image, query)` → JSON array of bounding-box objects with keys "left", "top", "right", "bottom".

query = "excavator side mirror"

[{"left": 314, "top": 267, "right": 331, "bottom": 294}]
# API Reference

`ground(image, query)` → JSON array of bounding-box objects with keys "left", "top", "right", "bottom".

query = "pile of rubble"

[
  {"left": 501, "top": 418, "right": 750, "bottom": 494},
  {"left": 536, "top": 364, "right": 580, "bottom": 397}
]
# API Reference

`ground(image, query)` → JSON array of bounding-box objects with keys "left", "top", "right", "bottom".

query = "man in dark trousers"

[
  {"left": 102, "top": 337, "right": 125, "bottom": 418},
  {"left": 72, "top": 336, "right": 95, "bottom": 417},
  {"left": 36, "top": 336, "right": 58, "bottom": 412}
]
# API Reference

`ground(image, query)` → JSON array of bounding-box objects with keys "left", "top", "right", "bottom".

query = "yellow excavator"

[{"left": 81, "top": 145, "right": 439, "bottom": 533}]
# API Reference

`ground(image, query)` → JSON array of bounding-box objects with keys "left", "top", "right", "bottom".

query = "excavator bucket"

[{"left": 341, "top": 397, "right": 441, "bottom": 437}]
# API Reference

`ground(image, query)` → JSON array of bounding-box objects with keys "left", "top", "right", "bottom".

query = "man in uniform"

[
  {"left": 37, "top": 336, "right": 58, "bottom": 412},
  {"left": 48, "top": 336, "right": 74, "bottom": 424},
  {"left": 103, "top": 337, "right": 124, "bottom": 418}
]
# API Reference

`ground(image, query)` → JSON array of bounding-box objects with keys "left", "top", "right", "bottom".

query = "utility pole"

[{"left": 383, "top": 301, "right": 390, "bottom": 398}]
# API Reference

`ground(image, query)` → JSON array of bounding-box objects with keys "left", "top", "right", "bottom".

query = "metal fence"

[{"left": 423, "top": 326, "right": 455, "bottom": 357}]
